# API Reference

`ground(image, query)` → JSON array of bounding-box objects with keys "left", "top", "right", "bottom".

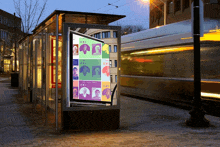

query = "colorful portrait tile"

[
  {"left": 92, "top": 66, "right": 101, "bottom": 78},
  {"left": 102, "top": 81, "right": 111, "bottom": 102},
  {"left": 79, "top": 59, "right": 101, "bottom": 81},
  {"left": 79, "top": 81, "right": 101, "bottom": 101},
  {"left": 92, "top": 44, "right": 101, "bottom": 55},
  {"left": 73, "top": 59, "right": 79, "bottom": 80},
  {"left": 79, "top": 37, "right": 102, "bottom": 59},
  {"left": 102, "top": 43, "right": 110, "bottom": 59},
  {"left": 101, "top": 59, "right": 110, "bottom": 81},
  {"left": 73, "top": 44, "right": 79, "bottom": 55},
  {"left": 72, "top": 81, "right": 79, "bottom": 100},
  {"left": 92, "top": 87, "right": 102, "bottom": 101},
  {"left": 73, "top": 87, "right": 79, "bottom": 99}
]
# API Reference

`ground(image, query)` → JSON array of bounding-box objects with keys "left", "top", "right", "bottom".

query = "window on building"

[
  {"left": 175, "top": 0, "right": 181, "bottom": 12},
  {"left": 0, "top": 16, "right": 2, "bottom": 24},
  {"left": 4, "top": 17, "right": 7, "bottom": 25},
  {"left": 110, "top": 75, "right": 113, "bottom": 83},
  {"left": 102, "top": 31, "right": 110, "bottom": 38},
  {"left": 113, "top": 31, "right": 118, "bottom": 38},
  {"left": 110, "top": 60, "right": 112, "bottom": 67},
  {"left": 94, "top": 33, "right": 101, "bottom": 39},
  {"left": 114, "top": 60, "right": 117, "bottom": 67},
  {"left": 151, "top": 11, "right": 154, "bottom": 23},
  {"left": 168, "top": 1, "right": 173, "bottom": 14},
  {"left": 114, "top": 45, "right": 117, "bottom": 52},
  {"left": 115, "top": 75, "right": 117, "bottom": 83},
  {"left": 184, "top": 0, "right": 189, "bottom": 9},
  {"left": 109, "top": 45, "right": 111, "bottom": 53},
  {"left": 210, "top": 0, "right": 218, "bottom": 4}
]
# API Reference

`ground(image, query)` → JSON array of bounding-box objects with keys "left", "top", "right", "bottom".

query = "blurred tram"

[{"left": 120, "top": 19, "right": 220, "bottom": 116}]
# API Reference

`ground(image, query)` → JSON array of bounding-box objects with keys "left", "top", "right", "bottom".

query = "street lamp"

[
  {"left": 157, "top": 0, "right": 167, "bottom": 25},
  {"left": 186, "top": 0, "right": 209, "bottom": 127},
  {"left": 147, "top": 0, "right": 167, "bottom": 25}
]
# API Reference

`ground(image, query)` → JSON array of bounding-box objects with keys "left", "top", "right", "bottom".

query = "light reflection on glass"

[
  {"left": 131, "top": 46, "right": 193, "bottom": 55},
  {"left": 201, "top": 92, "right": 220, "bottom": 99}
]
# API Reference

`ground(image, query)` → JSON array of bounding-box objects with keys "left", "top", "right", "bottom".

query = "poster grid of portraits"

[{"left": 72, "top": 34, "right": 111, "bottom": 102}]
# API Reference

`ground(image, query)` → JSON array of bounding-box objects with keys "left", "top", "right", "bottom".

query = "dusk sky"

[{"left": 0, "top": 0, "right": 150, "bottom": 29}]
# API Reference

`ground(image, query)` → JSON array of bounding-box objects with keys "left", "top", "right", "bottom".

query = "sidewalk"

[{"left": 1, "top": 77, "right": 220, "bottom": 146}]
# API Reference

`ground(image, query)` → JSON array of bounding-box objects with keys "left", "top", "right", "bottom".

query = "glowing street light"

[{"left": 144, "top": 0, "right": 167, "bottom": 25}]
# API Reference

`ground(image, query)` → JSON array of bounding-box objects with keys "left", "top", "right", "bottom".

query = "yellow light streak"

[
  {"left": 200, "top": 31, "right": 220, "bottom": 41},
  {"left": 131, "top": 46, "right": 193, "bottom": 55},
  {"left": 201, "top": 81, "right": 220, "bottom": 84},
  {"left": 181, "top": 29, "right": 220, "bottom": 41},
  {"left": 181, "top": 37, "right": 193, "bottom": 40},
  {"left": 201, "top": 92, "right": 220, "bottom": 99},
  {"left": 121, "top": 46, "right": 135, "bottom": 50}
]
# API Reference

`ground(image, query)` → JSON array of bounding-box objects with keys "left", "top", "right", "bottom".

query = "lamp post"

[
  {"left": 159, "top": 0, "right": 167, "bottom": 25},
  {"left": 185, "top": 0, "right": 209, "bottom": 127}
]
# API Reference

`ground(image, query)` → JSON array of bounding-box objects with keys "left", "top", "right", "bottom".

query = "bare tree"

[
  {"left": 13, "top": 0, "right": 48, "bottom": 34},
  {"left": 121, "top": 25, "right": 145, "bottom": 36},
  {"left": 12, "top": 0, "right": 47, "bottom": 72}
]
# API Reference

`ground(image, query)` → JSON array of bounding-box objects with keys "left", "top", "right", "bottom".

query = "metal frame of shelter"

[{"left": 18, "top": 10, "right": 125, "bottom": 131}]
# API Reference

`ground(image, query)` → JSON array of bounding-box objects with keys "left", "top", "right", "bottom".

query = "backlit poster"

[
  {"left": 50, "top": 36, "right": 62, "bottom": 88},
  {"left": 71, "top": 31, "right": 111, "bottom": 104}
]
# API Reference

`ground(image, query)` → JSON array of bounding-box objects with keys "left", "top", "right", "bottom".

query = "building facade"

[
  {"left": 150, "top": 0, "right": 220, "bottom": 28},
  {"left": 86, "top": 29, "right": 118, "bottom": 100},
  {"left": 0, "top": 9, "right": 21, "bottom": 73}
]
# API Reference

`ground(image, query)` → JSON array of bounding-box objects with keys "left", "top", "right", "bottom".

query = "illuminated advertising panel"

[
  {"left": 50, "top": 36, "right": 62, "bottom": 88},
  {"left": 70, "top": 31, "right": 111, "bottom": 104}
]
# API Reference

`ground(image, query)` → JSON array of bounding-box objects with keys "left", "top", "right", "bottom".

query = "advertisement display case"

[
  {"left": 62, "top": 23, "right": 121, "bottom": 130},
  {"left": 69, "top": 31, "right": 112, "bottom": 105}
]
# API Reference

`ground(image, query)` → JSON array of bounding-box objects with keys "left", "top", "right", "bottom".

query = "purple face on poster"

[
  {"left": 80, "top": 44, "right": 90, "bottom": 54},
  {"left": 102, "top": 88, "right": 111, "bottom": 99},
  {"left": 79, "top": 81, "right": 101, "bottom": 101},
  {"left": 92, "top": 44, "right": 101, "bottom": 55}
]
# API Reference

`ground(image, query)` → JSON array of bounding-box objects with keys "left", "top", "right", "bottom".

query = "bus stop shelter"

[{"left": 18, "top": 10, "right": 125, "bottom": 131}]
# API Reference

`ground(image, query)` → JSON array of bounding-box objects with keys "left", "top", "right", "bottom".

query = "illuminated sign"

[
  {"left": 70, "top": 31, "right": 111, "bottom": 103},
  {"left": 50, "top": 36, "right": 62, "bottom": 88}
]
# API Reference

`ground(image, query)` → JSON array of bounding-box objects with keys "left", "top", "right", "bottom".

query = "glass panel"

[
  {"left": 23, "top": 41, "right": 28, "bottom": 93},
  {"left": 113, "top": 31, "right": 117, "bottom": 38},
  {"left": 33, "top": 39, "right": 36, "bottom": 101},
  {"left": 102, "top": 31, "right": 110, "bottom": 38},
  {"left": 47, "top": 31, "right": 62, "bottom": 111},
  {"left": 42, "top": 30, "right": 46, "bottom": 103},
  {"left": 94, "top": 33, "right": 101, "bottom": 39},
  {"left": 114, "top": 45, "right": 117, "bottom": 52},
  {"left": 109, "top": 45, "right": 111, "bottom": 52},
  {"left": 114, "top": 60, "right": 117, "bottom": 67},
  {"left": 19, "top": 45, "right": 23, "bottom": 90}
]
